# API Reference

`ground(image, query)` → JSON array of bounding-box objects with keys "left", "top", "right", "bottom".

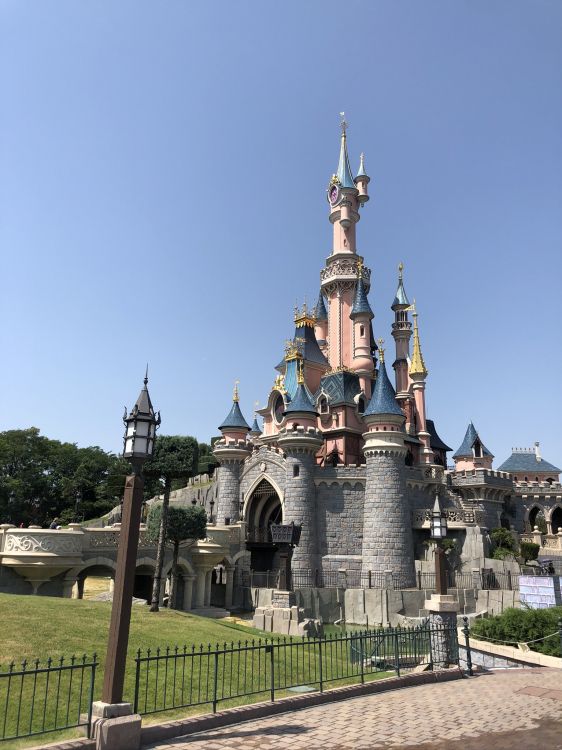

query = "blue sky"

[{"left": 2, "top": 1, "right": 561, "bottom": 466}]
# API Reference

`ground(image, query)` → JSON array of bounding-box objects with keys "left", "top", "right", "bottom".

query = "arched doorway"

[
  {"left": 551, "top": 506, "right": 562, "bottom": 535},
  {"left": 528, "top": 506, "right": 541, "bottom": 532},
  {"left": 245, "top": 479, "right": 282, "bottom": 572}
]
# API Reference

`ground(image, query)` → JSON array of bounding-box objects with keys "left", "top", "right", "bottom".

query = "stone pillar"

[
  {"left": 109, "top": 578, "right": 115, "bottom": 594},
  {"left": 62, "top": 578, "right": 75, "bottom": 598},
  {"left": 361, "top": 445, "right": 416, "bottom": 587},
  {"left": 74, "top": 578, "right": 85, "bottom": 600},
  {"left": 224, "top": 566, "right": 234, "bottom": 610},
  {"left": 194, "top": 569, "right": 206, "bottom": 608},
  {"left": 424, "top": 594, "right": 460, "bottom": 668},
  {"left": 182, "top": 576, "right": 194, "bottom": 611},
  {"left": 204, "top": 569, "right": 212, "bottom": 606},
  {"left": 213, "top": 443, "right": 250, "bottom": 524},
  {"left": 277, "top": 427, "right": 324, "bottom": 573}
]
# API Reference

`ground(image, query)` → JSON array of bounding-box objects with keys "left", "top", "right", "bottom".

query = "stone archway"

[
  {"left": 245, "top": 479, "right": 282, "bottom": 572},
  {"left": 550, "top": 506, "right": 562, "bottom": 535}
]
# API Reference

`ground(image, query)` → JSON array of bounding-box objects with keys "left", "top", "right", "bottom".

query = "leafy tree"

[
  {"left": 197, "top": 442, "right": 219, "bottom": 477},
  {"left": 143, "top": 435, "right": 199, "bottom": 612},
  {"left": 0, "top": 428, "right": 128, "bottom": 526},
  {"left": 490, "top": 527, "right": 518, "bottom": 560},
  {"left": 146, "top": 504, "right": 206, "bottom": 609}
]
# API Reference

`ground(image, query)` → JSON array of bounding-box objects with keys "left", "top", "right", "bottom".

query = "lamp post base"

[
  {"left": 91, "top": 702, "right": 141, "bottom": 750},
  {"left": 424, "top": 594, "right": 459, "bottom": 669}
]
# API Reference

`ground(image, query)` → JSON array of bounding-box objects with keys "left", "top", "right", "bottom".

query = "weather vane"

[{"left": 339, "top": 111, "right": 347, "bottom": 134}]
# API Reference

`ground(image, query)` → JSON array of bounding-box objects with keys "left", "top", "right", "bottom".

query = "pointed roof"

[
  {"left": 250, "top": 417, "right": 262, "bottom": 436},
  {"left": 336, "top": 119, "right": 356, "bottom": 189},
  {"left": 313, "top": 290, "right": 328, "bottom": 321},
  {"left": 364, "top": 358, "right": 403, "bottom": 418},
  {"left": 426, "top": 419, "right": 452, "bottom": 452},
  {"left": 453, "top": 422, "right": 493, "bottom": 459},
  {"left": 350, "top": 275, "right": 374, "bottom": 319},
  {"left": 409, "top": 310, "right": 428, "bottom": 378},
  {"left": 218, "top": 383, "right": 251, "bottom": 431},
  {"left": 392, "top": 262, "right": 410, "bottom": 309},
  {"left": 284, "top": 382, "right": 317, "bottom": 415},
  {"left": 356, "top": 152, "right": 368, "bottom": 179},
  {"left": 133, "top": 370, "right": 155, "bottom": 416}
]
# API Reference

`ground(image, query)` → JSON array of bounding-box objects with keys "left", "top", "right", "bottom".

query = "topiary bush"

[
  {"left": 471, "top": 606, "right": 562, "bottom": 658},
  {"left": 520, "top": 541, "right": 540, "bottom": 562}
]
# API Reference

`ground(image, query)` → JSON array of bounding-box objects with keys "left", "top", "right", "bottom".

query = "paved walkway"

[{"left": 146, "top": 668, "right": 562, "bottom": 750}]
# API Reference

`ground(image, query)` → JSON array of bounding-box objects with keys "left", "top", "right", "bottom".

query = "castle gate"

[{"left": 245, "top": 479, "right": 282, "bottom": 572}]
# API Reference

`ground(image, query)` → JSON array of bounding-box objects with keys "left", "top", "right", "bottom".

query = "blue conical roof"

[
  {"left": 284, "top": 383, "right": 317, "bottom": 415},
  {"left": 356, "top": 152, "right": 368, "bottom": 178},
  {"left": 313, "top": 290, "right": 328, "bottom": 321},
  {"left": 364, "top": 361, "right": 403, "bottom": 417},
  {"left": 453, "top": 422, "right": 492, "bottom": 459},
  {"left": 350, "top": 276, "right": 374, "bottom": 319},
  {"left": 250, "top": 417, "right": 262, "bottom": 435},
  {"left": 392, "top": 278, "right": 410, "bottom": 309},
  {"left": 336, "top": 132, "right": 355, "bottom": 189},
  {"left": 218, "top": 400, "right": 251, "bottom": 431}
]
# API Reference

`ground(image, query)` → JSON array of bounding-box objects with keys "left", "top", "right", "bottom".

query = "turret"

[
  {"left": 391, "top": 263, "right": 412, "bottom": 400},
  {"left": 213, "top": 382, "right": 251, "bottom": 524},
  {"left": 327, "top": 114, "right": 362, "bottom": 256},
  {"left": 361, "top": 343, "right": 416, "bottom": 587},
  {"left": 409, "top": 304, "right": 433, "bottom": 464},
  {"left": 313, "top": 290, "right": 328, "bottom": 354},
  {"left": 453, "top": 422, "right": 494, "bottom": 471},
  {"left": 354, "top": 152, "right": 370, "bottom": 204},
  {"left": 349, "top": 261, "right": 375, "bottom": 397},
  {"left": 283, "top": 361, "right": 318, "bottom": 431}
]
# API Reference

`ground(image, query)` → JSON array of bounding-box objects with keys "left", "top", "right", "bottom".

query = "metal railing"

[
  {"left": 0, "top": 654, "right": 98, "bottom": 743},
  {"left": 133, "top": 623, "right": 459, "bottom": 716}
]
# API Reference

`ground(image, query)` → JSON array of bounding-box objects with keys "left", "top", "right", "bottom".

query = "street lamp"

[
  {"left": 430, "top": 493, "right": 448, "bottom": 596},
  {"left": 100, "top": 373, "right": 160, "bottom": 708},
  {"left": 270, "top": 522, "right": 301, "bottom": 592}
]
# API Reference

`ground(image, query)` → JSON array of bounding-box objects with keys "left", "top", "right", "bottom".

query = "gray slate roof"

[
  {"left": 218, "top": 401, "right": 250, "bottom": 431},
  {"left": 497, "top": 452, "right": 560, "bottom": 474},
  {"left": 350, "top": 277, "right": 374, "bottom": 319},
  {"left": 426, "top": 419, "right": 452, "bottom": 452},
  {"left": 313, "top": 291, "right": 328, "bottom": 321},
  {"left": 453, "top": 422, "right": 492, "bottom": 459},
  {"left": 250, "top": 418, "right": 262, "bottom": 435},
  {"left": 392, "top": 278, "right": 410, "bottom": 309},
  {"left": 317, "top": 370, "right": 362, "bottom": 407},
  {"left": 284, "top": 383, "right": 317, "bottom": 415},
  {"left": 336, "top": 134, "right": 355, "bottom": 189},
  {"left": 364, "top": 361, "right": 403, "bottom": 417}
]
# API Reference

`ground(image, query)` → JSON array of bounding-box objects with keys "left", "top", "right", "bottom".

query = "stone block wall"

[{"left": 316, "top": 481, "right": 364, "bottom": 558}]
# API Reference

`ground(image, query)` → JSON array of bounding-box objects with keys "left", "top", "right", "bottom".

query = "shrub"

[
  {"left": 471, "top": 606, "right": 562, "bottom": 658},
  {"left": 520, "top": 541, "right": 540, "bottom": 562},
  {"left": 492, "top": 546, "right": 516, "bottom": 561}
]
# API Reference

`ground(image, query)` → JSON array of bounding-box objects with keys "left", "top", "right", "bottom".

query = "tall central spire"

[{"left": 336, "top": 112, "right": 355, "bottom": 189}]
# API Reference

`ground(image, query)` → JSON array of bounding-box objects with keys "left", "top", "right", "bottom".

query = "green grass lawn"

[{"left": 0, "top": 594, "right": 394, "bottom": 749}]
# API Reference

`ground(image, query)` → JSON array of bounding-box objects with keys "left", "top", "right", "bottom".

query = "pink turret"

[
  {"left": 453, "top": 422, "right": 494, "bottom": 471},
  {"left": 321, "top": 116, "right": 372, "bottom": 372},
  {"left": 408, "top": 305, "right": 433, "bottom": 464}
]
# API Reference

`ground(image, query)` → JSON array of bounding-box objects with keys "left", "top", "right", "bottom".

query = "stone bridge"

[{"left": 0, "top": 523, "right": 249, "bottom": 611}]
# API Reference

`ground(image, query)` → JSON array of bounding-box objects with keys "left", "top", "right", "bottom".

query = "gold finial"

[
  {"left": 339, "top": 111, "right": 347, "bottom": 135},
  {"left": 409, "top": 302, "right": 428, "bottom": 378},
  {"left": 398, "top": 262, "right": 404, "bottom": 280},
  {"left": 378, "top": 338, "right": 385, "bottom": 364},
  {"left": 297, "top": 359, "right": 305, "bottom": 385},
  {"left": 357, "top": 258, "right": 363, "bottom": 278},
  {"left": 254, "top": 400, "right": 260, "bottom": 416},
  {"left": 233, "top": 380, "right": 240, "bottom": 402}
]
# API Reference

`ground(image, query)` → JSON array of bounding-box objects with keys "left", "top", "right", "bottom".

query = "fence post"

[
  {"left": 462, "top": 616, "right": 473, "bottom": 676},
  {"left": 267, "top": 644, "right": 275, "bottom": 702},
  {"left": 417, "top": 570, "right": 422, "bottom": 590},
  {"left": 318, "top": 637, "right": 323, "bottom": 693},
  {"left": 368, "top": 570, "right": 372, "bottom": 589},
  {"left": 360, "top": 633, "right": 365, "bottom": 684},
  {"left": 558, "top": 619, "right": 562, "bottom": 660},
  {"left": 212, "top": 649, "right": 219, "bottom": 713},
  {"left": 507, "top": 570, "right": 512, "bottom": 591},
  {"left": 87, "top": 654, "right": 98, "bottom": 739},
  {"left": 394, "top": 630, "right": 400, "bottom": 677},
  {"left": 133, "top": 650, "right": 141, "bottom": 714}
]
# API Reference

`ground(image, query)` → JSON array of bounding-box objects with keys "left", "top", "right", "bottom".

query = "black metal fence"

[
  {"left": 133, "top": 623, "right": 459, "bottom": 717},
  {"left": 0, "top": 654, "right": 98, "bottom": 743},
  {"left": 248, "top": 568, "right": 524, "bottom": 591}
]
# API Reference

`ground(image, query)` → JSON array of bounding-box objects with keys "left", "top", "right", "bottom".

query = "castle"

[{"left": 211, "top": 120, "right": 562, "bottom": 587}]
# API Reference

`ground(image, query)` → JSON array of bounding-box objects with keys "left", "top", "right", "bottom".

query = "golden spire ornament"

[
  {"left": 233, "top": 379, "right": 240, "bottom": 402},
  {"left": 378, "top": 338, "right": 385, "bottom": 364}
]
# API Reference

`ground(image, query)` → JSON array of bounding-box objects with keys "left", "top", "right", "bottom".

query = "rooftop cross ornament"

[
  {"left": 378, "top": 338, "right": 385, "bottom": 364},
  {"left": 398, "top": 261, "right": 404, "bottom": 280},
  {"left": 233, "top": 380, "right": 240, "bottom": 402},
  {"left": 339, "top": 111, "right": 347, "bottom": 134}
]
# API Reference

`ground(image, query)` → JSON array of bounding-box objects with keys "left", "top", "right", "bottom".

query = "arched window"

[
  {"left": 319, "top": 396, "right": 329, "bottom": 414},
  {"left": 357, "top": 396, "right": 365, "bottom": 414},
  {"left": 360, "top": 325, "right": 365, "bottom": 337},
  {"left": 473, "top": 440, "right": 482, "bottom": 459}
]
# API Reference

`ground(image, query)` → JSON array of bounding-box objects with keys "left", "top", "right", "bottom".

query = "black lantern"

[
  {"left": 430, "top": 494, "right": 448, "bottom": 540},
  {"left": 123, "top": 373, "right": 160, "bottom": 463}
]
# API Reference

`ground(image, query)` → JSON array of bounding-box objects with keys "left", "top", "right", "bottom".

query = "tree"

[
  {"left": 490, "top": 527, "right": 518, "bottom": 560},
  {"left": 146, "top": 504, "right": 206, "bottom": 609},
  {"left": 197, "top": 442, "right": 219, "bottom": 477},
  {"left": 143, "top": 435, "right": 199, "bottom": 612},
  {"left": 0, "top": 428, "right": 128, "bottom": 526}
]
